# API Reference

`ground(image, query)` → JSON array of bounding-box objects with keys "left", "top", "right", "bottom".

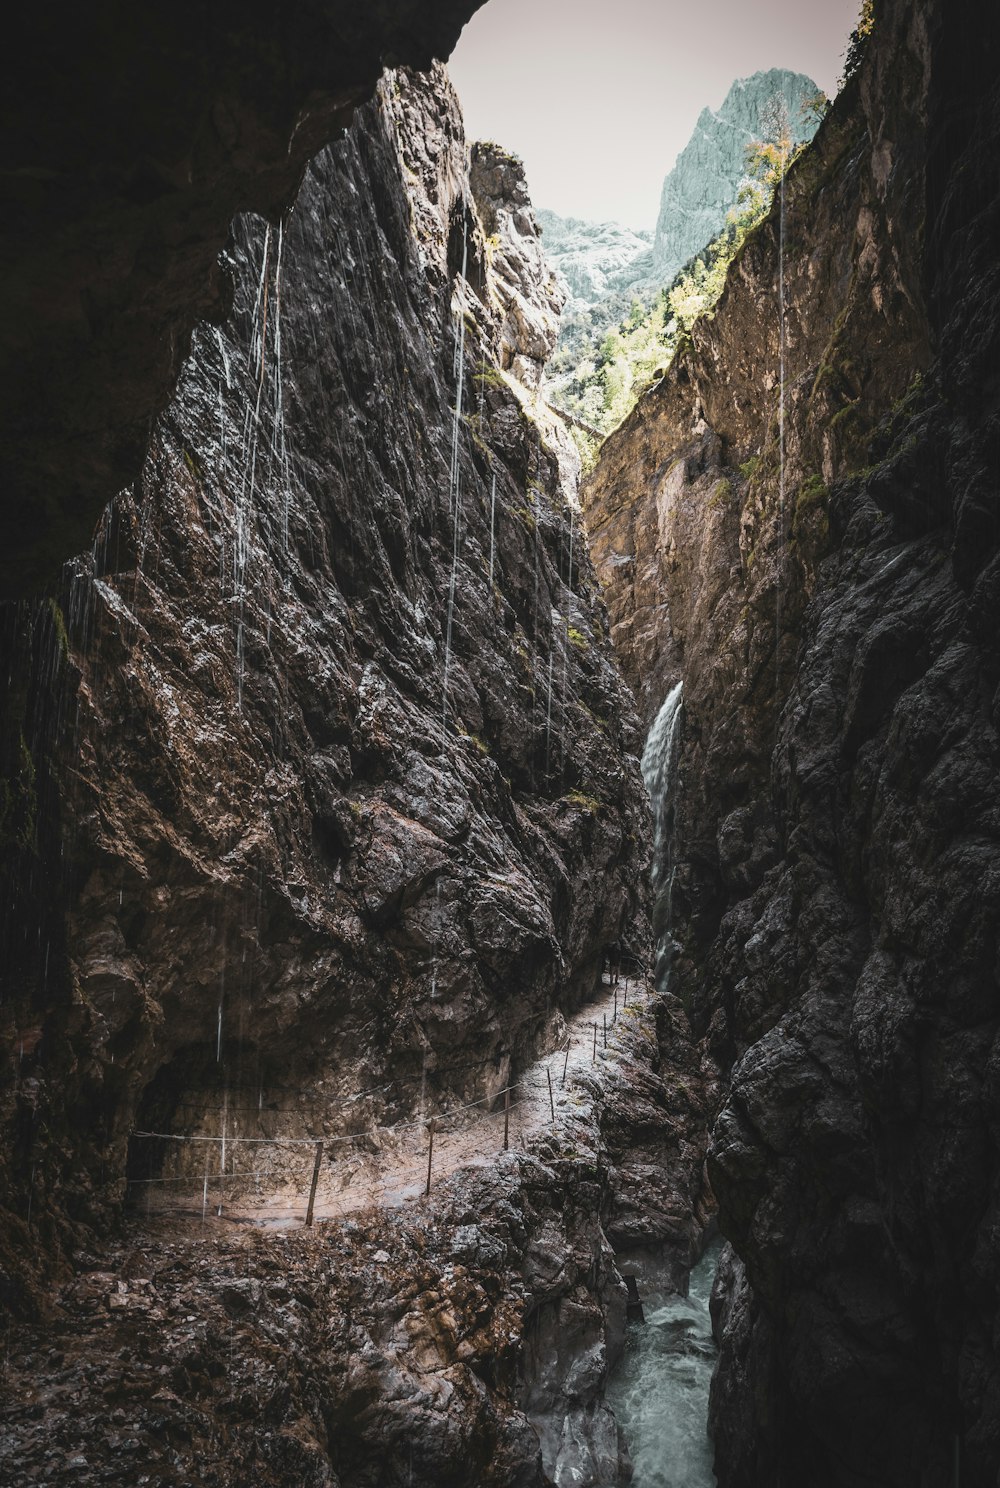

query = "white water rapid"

[{"left": 607, "top": 1241, "right": 722, "bottom": 1487}]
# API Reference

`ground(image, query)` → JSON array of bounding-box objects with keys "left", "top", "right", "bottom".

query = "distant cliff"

[
  {"left": 652, "top": 68, "right": 820, "bottom": 281},
  {"left": 536, "top": 211, "right": 654, "bottom": 312}
]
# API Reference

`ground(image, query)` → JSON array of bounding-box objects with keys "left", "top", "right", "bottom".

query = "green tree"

[{"left": 840, "top": 0, "right": 875, "bottom": 87}]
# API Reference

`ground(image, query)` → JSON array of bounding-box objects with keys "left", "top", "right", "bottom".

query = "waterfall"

[
  {"left": 641, "top": 682, "right": 683, "bottom": 893},
  {"left": 641, "top": 682, "right": 684, "bottom": 990}
]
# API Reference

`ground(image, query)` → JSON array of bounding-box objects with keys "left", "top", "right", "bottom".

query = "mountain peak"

[{"left": 653, "top": 67, "right": 821, "bottom": 280}]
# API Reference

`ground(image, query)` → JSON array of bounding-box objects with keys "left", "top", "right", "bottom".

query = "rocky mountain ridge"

[
  {"left": 652, "top": 67, "right": 820, "bottom": 281},
  {"left": 539, "top": 69, "right": 822, "bottom": 437},
  {"left": 537, "top": 69, "right": 820, "bottom": 319}
]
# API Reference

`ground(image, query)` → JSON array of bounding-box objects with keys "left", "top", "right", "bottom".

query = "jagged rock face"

[
  {"left": 652, "top": 68, "right": 820, "bottom": 282},
  {"left": 0, "top": 1, "right": 484, "bottom": 601},
  {"left": 584, "top": 0, "right": 1000, "bottom": 1483},
  {"left": 535, "top": 211, "right": 654, "bottom": 313},
  {"left": 0, "top": 66, "right": 650, "bottom": 1312},
  {"left": 471, "top": 146, "right": 568, "bottom": 392}
]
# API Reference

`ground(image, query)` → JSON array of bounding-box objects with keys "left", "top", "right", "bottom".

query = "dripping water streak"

[
  {"left": 488, "top": 471, "right": 497, "bottom": 586},
  {"left": 561, "top": 505, "right": 575, "bottom": 769},
  {"left": 775, "top": 127, "right": 787, "bottom": 722},
  {"left": 545, "top": 646, "right": 555, "bottom": 774},
  {"left": 442, "top": 196, "right": 468, "bottom": 722}
]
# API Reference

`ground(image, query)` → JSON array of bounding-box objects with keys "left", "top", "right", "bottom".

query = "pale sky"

[{"left": 448, "top": 0, "right": 862, "bottom": 228}]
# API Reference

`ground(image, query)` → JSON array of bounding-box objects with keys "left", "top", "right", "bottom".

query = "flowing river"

[{"left": 607, "top": 1239, "right": 722, "bottom": 1487}]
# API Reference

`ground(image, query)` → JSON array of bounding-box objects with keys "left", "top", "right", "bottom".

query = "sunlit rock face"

[
  {"left": 0, "top": 1, "right": 486, "bottom": 601},
  {"left": 0, "top": 65, "right": 650, "bottom": 1307},
  {"left": 652, "top": 68, "right": 820, "bottom": 282},
  {"left": 535, "top": 211, "right": 655, "bottom": 313},
  {"left": 583, "top": 0, "right": 1000, "bottom": 1482}
]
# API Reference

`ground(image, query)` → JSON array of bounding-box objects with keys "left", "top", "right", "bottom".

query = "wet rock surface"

[
  {"left": 584, "top": 0, "right": 1000, "bottom": 1483},
  {"left": 0, "top": 66, "right": 651, "bottom": 1315}
]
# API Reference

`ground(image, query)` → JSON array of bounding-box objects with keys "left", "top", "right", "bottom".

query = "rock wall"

[
  {"left": 583, "top": 0, "right": 1000, "bottom": 1482},
  {"left": 0, "top": 66, "right": 650, "bottom": 1314}
]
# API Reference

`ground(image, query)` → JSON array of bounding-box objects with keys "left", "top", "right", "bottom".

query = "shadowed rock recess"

[
  {"left": 584, "top": 0, "right": 1000, "bottom": 1482},
  {"left": 1, "top": 0, "right": 484, "bottom": 600}
]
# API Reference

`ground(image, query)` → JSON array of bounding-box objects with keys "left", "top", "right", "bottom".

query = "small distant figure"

[{"left": 607, "top": 944, "right": 622, "bottom": 986}]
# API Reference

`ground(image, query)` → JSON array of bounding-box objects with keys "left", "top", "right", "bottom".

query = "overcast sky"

[{"left": 448, "top": 0, "right": 862, "bottom": 228}]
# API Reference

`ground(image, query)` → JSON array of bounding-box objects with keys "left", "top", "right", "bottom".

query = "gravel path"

[{"left": 133, "top": 974, "right": 651, "bottom": 1230}]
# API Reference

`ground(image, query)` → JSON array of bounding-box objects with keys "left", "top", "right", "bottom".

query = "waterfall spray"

[{"left": 641, "top": 682, "right": 684, "bottom": 989}]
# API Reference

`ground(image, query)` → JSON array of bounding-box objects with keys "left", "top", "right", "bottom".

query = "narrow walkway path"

[{"left": 134, "top": 975, "right": 651, "bottom": 1230}]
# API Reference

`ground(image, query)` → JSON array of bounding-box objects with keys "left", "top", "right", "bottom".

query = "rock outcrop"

[
  {"left": 535, "top": 212, "right": 654, "bottom": 313},
  {"left": 0, "top": 1, "right": 485, "bottom": 600},
  {"left": 583, "top": 0, "right": 1000, "bottom": 1482},
  {"left": 652, "top": 68, "right": 820, "bottom": 282},
  {"left": 0, "top": 65, "right": 651, "bottom": 1322}
]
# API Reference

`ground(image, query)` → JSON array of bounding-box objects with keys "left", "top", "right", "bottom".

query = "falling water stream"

[
  {"left": 605, "top": 682, "right": 719, "bottom": 1485},
  {"left": 640, "top": 682, "right": 684, "bottom": 894},
  {"left": 442, "top": 191, "right": 469, "bottom": 722},
  {"left": 607, "top": 1241, "right": 722, "bottom": 1487}
]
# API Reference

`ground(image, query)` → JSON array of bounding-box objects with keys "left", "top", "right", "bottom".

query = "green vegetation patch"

[
  {"left": 792, "top": 472, "right": 831, "bottom": 547},
  {"left": 47, "top": 598, "right": 70, "bottom": 658},
  {"left": 563, "top": 789, "right": 602, "bottom": 813}
]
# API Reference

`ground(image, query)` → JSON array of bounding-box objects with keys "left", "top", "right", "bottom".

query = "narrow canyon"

[{"left": 1, "top": 1, "right": 998, "bottom": 1485}]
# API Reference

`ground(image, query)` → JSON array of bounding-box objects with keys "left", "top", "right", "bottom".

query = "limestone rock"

[
  {"left": 652, "top": 68, "right": 821, "bottom": 282},
  {"left": 535, "top": 211, "right": 654, "bottom": 313}
]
